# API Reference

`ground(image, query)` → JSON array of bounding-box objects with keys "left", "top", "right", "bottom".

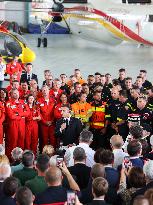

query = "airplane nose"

[{"left": 19, "top": 47, "right": 36, "bottom": 63}]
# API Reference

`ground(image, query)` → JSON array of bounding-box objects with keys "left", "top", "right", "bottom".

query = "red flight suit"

[
  {"left": 49, "top": 89, "right": 63, "bottom": 104},
  {"left": 5, "top": 99, "right": 30, "bottom": 158},
  {"left": 0, "top": 102, "right": 5, "bottom": 144},
  {"left": 25, "top": 104, "right": 40, "bottom": 155},
  {"left": 38, "top": 97, "right": 56, "bottom": 148},
  {"left": 6, "top": 62, "right": 22, "bottom": 82}
]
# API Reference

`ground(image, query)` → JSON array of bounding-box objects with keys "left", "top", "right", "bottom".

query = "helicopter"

[{"left": 0, "top": 23, "right": 36, "bottom": 63}]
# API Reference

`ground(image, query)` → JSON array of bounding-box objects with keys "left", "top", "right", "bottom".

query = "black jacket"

[
  {"left": 55, "top": 117, "right": 82, "bottom": 146},
  {"left": 20, "top": 73, "right": 38, "bottom": 84}
]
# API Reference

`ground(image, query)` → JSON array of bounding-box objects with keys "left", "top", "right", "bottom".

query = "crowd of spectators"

[{"left": 0, "top": 55, "right": 153, "bottom": 204}]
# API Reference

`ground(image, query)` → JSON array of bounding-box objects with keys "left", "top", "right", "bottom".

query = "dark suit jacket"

[
  {"left": 87, "top": 200, "right": 110, "bottom": 205},
  {"left": 20, "top": 73, "right": 38, "bottom": 84},
  {"left": 55, "top": 117, "right": 82, "bottom": 146},
  {"left": 68, "top": 163, "right": 91, "bottom": 189}
]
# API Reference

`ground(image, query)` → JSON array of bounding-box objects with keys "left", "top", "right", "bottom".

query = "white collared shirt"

[
  {"left": 113, "top": 149, "right": 128, "bottom": 169},
  {"left": 0, "top": 62, "right": 6, "bottom": 81},
  {"left": 65, "top": 142, "right": 95, "bottom": 167}
]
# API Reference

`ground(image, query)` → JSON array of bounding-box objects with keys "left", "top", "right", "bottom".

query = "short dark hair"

[
  {"left": 73, "top": 147, "right": 86, "bottom": 161},
  {"left": 92, "top": 177, "right": 108, "bottom": 197},
  {"left": 137, "top": 76, "right": 143, "bottom": 79},
  {"left": 128, "top": 167, "right": 146, "bottom": 188},
  {"left": 119, "top": 90, "right": 128, "bottom": 98},
  {"left": 26, "top": 63, "right": 33, "bottom": 67},
  {"left": 74, "top": 82, "right": 81, "bottom": 88},
  {"left": 74, "top": 68, "right": 80, "bottom": 72},
  {"left": 88, "top": 74, "right": 94, "bottom": 78},
  {"left": 16, "top": 186, "right": 33, "bottom": 205},
  {"left": 105, "top": 73, "right": 111, "bottom": 76},
  {"left": 95, "top": 72, "right": 101, "bottom": 76},
  {"left": 127, "top": 140, "right": 142, "bottom": 156},
  {"left": 82, "top": 83, "right": 88, "bottom": 87},
  {"left": 140, "top": 70, "right": 147, "bottom": 73},
  {"left": 22, "top": 151, "right": 34, "bottom": 167},
  {"left": 119, "top": 68, "right": 125, "bottom": 72},
  {"left": 79, "top": 130, "right": 93, "bottom": 143},
  {"left": 91, "top": 163, "right": 105, "bottom": 179},
  {"left": 99, "top": 149, "right": 114, "bottom": 165},
  {"left": 130, "top": 125, "right": 143, "bottom": 139},
  {"left": 36, "top": 154, "right": 50, "bottom": 173},
  {"left": 126, "top": 77, "right": 132, "bottom": 81},
  {"left": 94, "top": 148, "right": 104, "bottom": 163},
  {"left": 3, "top": 177, "right": 19, "bottom": 197}
]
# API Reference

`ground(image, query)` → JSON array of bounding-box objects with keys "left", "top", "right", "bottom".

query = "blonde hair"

[
  {"left": 42, "top": 145, "right": 54, "bottom": 157},
  {"left": 0, "top": 155, "right": 10, "bottom": 165}
]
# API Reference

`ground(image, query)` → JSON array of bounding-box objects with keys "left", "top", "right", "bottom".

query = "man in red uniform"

[
  {"left": 5, "top": 89, "right": 30, "bottom": 159},
  {"left": 38, "top": 85, "right": 56, "bottom": 149},
  {"left": 49, "top": 78, "right": 63, "bottom": 104},
  {"left": 0, "top": 101, "right": 5, "bottom": 144},
  {"left": 20, "top": 81, "right": 30, "bottom": 100},
  {"left": 6, "top": 56, "right": 22, "bottom": 82}
]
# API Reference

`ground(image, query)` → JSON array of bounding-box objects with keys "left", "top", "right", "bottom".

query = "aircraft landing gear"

[{"left": 37, "top": 37, "right": 48, "bottom": 47}]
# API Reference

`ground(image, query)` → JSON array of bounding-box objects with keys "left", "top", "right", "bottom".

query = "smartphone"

[
  {"left": 56, "top": 156, "right": 64, "bottom": 167},
  {"left": 67, "top": 190, "right": 76, "bottom": 205},
  {"left": 123, "top": 156, "right": 131, "bottom": 169}
]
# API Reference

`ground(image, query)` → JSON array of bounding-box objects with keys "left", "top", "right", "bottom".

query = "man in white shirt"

[
  {"left": 65, "top": 130, "right": 95, "bottom": 167},
  {"left": 0, "top": 55, "right": 6, "bottom": 88},
  {"left": 110, "top": 134, "right": 128, "bottom": 169}
]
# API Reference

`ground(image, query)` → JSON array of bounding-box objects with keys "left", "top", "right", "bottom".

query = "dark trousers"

[{"left": 90, "top": 128, "right": 107, "bottom": 150}]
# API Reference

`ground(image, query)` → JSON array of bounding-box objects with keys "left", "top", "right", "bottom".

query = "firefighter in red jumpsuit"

[
  {"left": 49, "top": 78, "right": 63, "bottom": 103},
  {"left": 5, "top": 89, "right": 30, "bottom": 159},
  {"left": 0, "top": 101, "right": 5, "bottom": 144},
  {"left": 25, "top": 94, "right": 41, "bottom": 155},
  {"left": 38, "top": 85, "right": 56, "bottom": 149}
]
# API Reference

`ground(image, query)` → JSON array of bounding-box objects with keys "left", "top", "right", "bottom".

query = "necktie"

[
  {"left": 28, "top": 74, "right": 30, "bottom": 81},
  {"left": 65, "top": 119, "right": 69, "bottom": 128}
]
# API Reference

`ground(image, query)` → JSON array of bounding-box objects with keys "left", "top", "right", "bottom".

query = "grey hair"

[
  {"left": 79, "top": 129, "right": 93, "bottom": 143},
  {"left": 143, "top": 160, "right": 153, "bottom": 180},
  {"left": 11, "top": 147, "right": 23, "bottom": 160},
  {"left": 0, "top": 163, "right": 11, "bottom": 181}
]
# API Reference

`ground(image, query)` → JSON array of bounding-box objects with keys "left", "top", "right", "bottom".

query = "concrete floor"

[{"left": 4, "top": 34, "right": 153, "bottom": 86}]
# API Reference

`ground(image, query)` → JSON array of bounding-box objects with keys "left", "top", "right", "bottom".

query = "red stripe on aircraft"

[{"left": 67, "top": 6, "right": 153, "bottom": 46}]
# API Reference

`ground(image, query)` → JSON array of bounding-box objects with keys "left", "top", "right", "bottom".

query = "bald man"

[
  {"left": 34, "top": 164, "right": 79, "bottom": 205},
  {"left": 110, "top": 135, "right": 128, "bottom": 169}
]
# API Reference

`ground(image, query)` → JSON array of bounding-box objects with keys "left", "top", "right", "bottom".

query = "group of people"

[{"left": 0, "top": 55, "right": 153, "bottom": 205}]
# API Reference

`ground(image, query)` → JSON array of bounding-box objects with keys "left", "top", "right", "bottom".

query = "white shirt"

[
  {"left": 0, "top": 62, "right": 6, "bottom": 81},
  {"left": 65, "top": 142, "right": 95, "bottom": 167},
  {"left": 113, "top": 149, "right": 128, "bottom": 169}
]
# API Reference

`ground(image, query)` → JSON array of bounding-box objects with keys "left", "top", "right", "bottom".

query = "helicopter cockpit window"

[
  {"left": 4, "top": 35, "right": 22, "bottom": 56},
  {"left": 0, "top": 33, "right": 22, "bottom": 57}
]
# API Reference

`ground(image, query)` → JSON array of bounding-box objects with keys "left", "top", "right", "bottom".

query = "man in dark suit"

[
  {"left": 68, "top": 147, "right": 91, "bottom": 189},
  {"left": 55, "top": 104, "right": 82, "bottom": 146},
  {"left": 87, "top": 177, "right": 110, "bottom": 205},
  {"left": 20, "top": 63, "right": 38, "bottom": 84}
]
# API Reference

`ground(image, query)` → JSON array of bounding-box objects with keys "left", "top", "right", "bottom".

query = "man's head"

[
  {"left": 94, "top": 72, "right": 101, "bottom": 83},
  {"left": 143, "top": 160, "right": 153, "bottom": 181},
  {"left": 105, "top": 73, "right": 112, "bottom": 84},
  {"left": 61, "top": 105, "right": 71, "bottom": 118},
  {"left": 93, "top": 91, "right": 101, "bottom": 102},
  {"left": 42, "top": 85, "right": 49, "bottom": 98},
  {"left": 26, "top": 63, "right": 33, "bottom": 74},
  {"left": 130, "top": 87, "right": 140, "bottom": 99},
  {"left": 133, "top": 196, "right": 149, "bottom": 205},
  {"left": 3, "top": 177, "right": 19, "bottom": 197},
  {"left": 91, "top": 163, "right": 105, "bottom": 179},
  {"left": 44, "top": 70, "right": 51, "bottom": 80},
  {"left": 111, "top": 88, "right": 119, "bottom": 100},
  {"left": 74, "top": 82, "right": 82, "bottom": 93},
  {"left": 110, "top": 135, "right": 124, "bottom": 149},
  {"left": 36, "top": 154, "right": 50, "bottom": 174},
  {"left": 16, "top": 187, "right": 34, "bottom": 205},
  {"left": 127, "top": 140, "right": 142, "bottom": 157},
  {"left": 12, "top": 80, "right": 20, "bottom": 90},
  {"left": 87, "top": 75, "right": 95, "bottom": 85},
  {"left": 11, "top": 147, "right": 23, "bottom": 161},
  {"left": 60, "top": 74, "right": 67, "bottom": 83},
  {"left": 129, "top": 125, "right": 143, "bottom": 139},
  {"left": 79, "top": 92, "right": 87, "bottom": 103},
  {"left": 119, "top": 68, "right": 126, "bottom": 80},
  {"left": 22, "top": 151, "right": 34, "bottom": 168},
  {"left": 119, "top": 90, "right": 128, "bottom": 103},
  {"left": 45, "top": 166, "right": 62, "bottom": 186},
  {"left": 98, "top": 149, "right": 114, "bottom": 166},
  {"left": 11, "top": 89, "right": 19, "bottom": 100},
  {"left": 30, "top": 79, "right": 38, "bottom": 89},
  {"left": 137, "top": 96, "right": 147, "bottom": 110},
  {"left": 0, "top": 163, "right": 11, "bottom": 181},
  {"left": 73, "top": 147, "right": 86, "bottom": 164},
  {"left": 136, "top": 76, "right": 143, "bottom": 88},
  {"left": 79, "top": 130, "right": 93, "bottom": 145},
  {"left": 125, "top": 77, "right": 133, "bottom": 90},
  {"left": 101, "top": 75, "right": 106, "bottom": 85},
  {"left": 53, "top": 78, "right": 61, "bottom": 91},
  {"left": 92, "top": 177, "right": 108, "bottom": 198},
  {"left": 21, "top": 81, "right": 28, "bottom": 91},
  {"left": 139, "top": 70, "right": 147, "bottom": 80},
  {"left": 74, "top": 69, "right": 81, "bottom": 79},
  {"left": 82, "top": 83, "right": 89, "bottom": 94}
]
